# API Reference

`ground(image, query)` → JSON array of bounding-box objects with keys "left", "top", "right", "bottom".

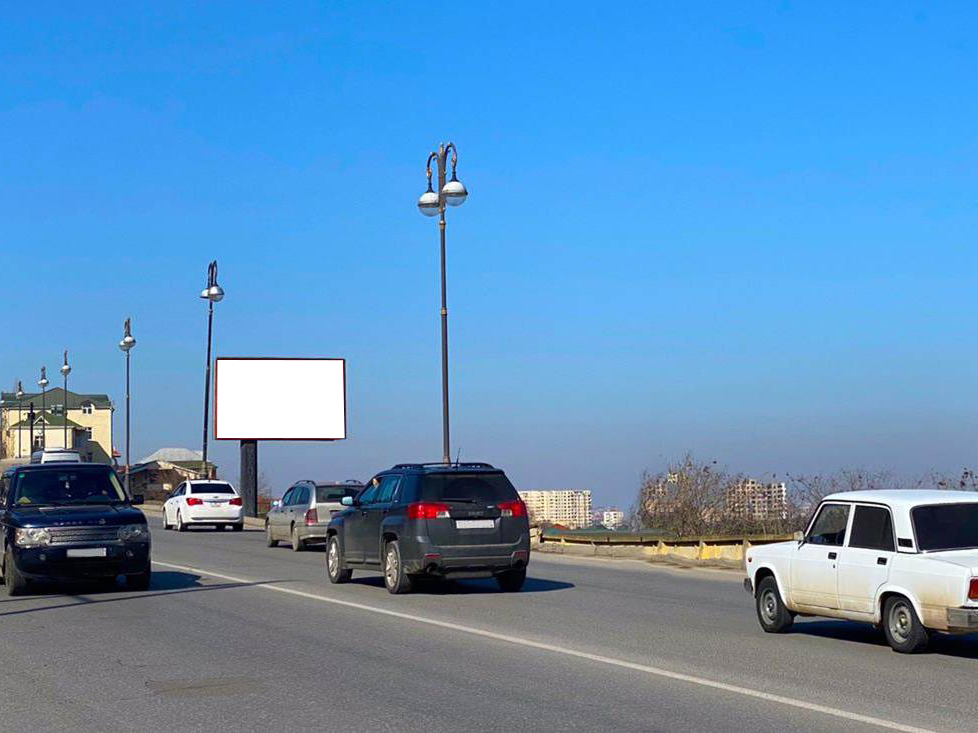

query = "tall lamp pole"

[
  {"left": 119, "top": 319, "right": 136, "bottom": 492},
  {"left": 60, "top": 350, "right": 71, "bottom": 448},
  {"left": 15, "top": 381, "right": 23, "bottom": 459},
  {"left": 200, "top": 260, "right": 224, "bottom": 478},
  {"left": 417, "top": 142, "right": 468, "bottom": 464},
  {"left": 37, "top": 367, "right": 49, "bottom": 450}
]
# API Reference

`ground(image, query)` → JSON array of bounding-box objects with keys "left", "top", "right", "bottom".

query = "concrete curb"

[{"left": 533, "top": 540, "right": 744, "bottom": 570}]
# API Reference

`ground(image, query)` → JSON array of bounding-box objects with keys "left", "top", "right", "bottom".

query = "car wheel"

[
  {"left": 161, "top": 510, "right": 171, "bottom": 530},
  {"left": 232, "top": 522, "right": 243, "bottom": 532},
  {"left": 326, "top": 536, "right": 352, "bottom": 584},
  {"left": 290, "top": 525, "right": 304, "bottom": 552},
  {"left": 128, "top": 568, "right": 152, "bottom": 591},
  {"left": 176, "top": 510, "right": 186, "bottom": 532},
  {"left": 755, "top": 576, "right": 793, "bottom": 633},
  {"left": 383, "top": 540, "right": 413, "bottom": 594},
  {"left": 883, "top": 596, "right": 930, "bottom": 653},
  {"left": 2, "top": 548, "right": 28, "bottom": 597},
  {"left": 265, "top": 521, "right": 278, "bottom": 547},
  {"left": 496, "top": 567, "right": 527, "bottom": 592}
]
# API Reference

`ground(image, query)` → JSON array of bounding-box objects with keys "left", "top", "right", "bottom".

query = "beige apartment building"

[
  {"left": 725, "top": 479, "right": 787, "bottom": 520},
  {"left": 518, "top": 489, "right": 593, "bottom": 528},
  {"left": 1, "top": 388, "right": 114, "bottom": 463}
]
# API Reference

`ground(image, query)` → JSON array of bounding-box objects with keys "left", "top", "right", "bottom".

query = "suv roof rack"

[{"left": 391, "top": 462, "right": 496, "bottom": 470}]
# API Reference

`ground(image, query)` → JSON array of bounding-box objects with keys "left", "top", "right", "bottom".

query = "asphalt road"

[{"left": 2, "top": 516, "right": 977, "bottom": 733}]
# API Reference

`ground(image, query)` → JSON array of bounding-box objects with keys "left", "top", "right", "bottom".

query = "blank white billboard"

[{"left": 215, "top": 358, "right": 346, "bottom": 441}]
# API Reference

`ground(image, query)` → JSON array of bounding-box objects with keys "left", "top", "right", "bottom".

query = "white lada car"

[{"left": 745, "top": 490, "right": 978, "bottom": 653}]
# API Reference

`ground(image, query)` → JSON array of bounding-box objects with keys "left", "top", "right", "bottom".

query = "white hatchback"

[{"left": 162, "top": 480, "right": 244, "bottom": 532}]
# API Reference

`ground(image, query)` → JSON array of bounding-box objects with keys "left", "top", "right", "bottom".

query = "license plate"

[
  {"left": 67, "top": 548, "right": 107, "bottom": 558},
  {"left": 455, "top": 519, "right": 494, "bottom": 530},
  {"left": 207, "top": 501, "right": 226, "bottom": 506}
]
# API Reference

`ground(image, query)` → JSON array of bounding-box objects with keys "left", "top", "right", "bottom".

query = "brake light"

[
  {"left": 407, "top": 502, "right": 451, "bottom": 520},
  {"left": 305, "top": 507, "right": 318, "bottom": 526},
  {"left": 969, "top": 578, "right": 978, "bottom": 600},
  {"left": 186, "top": 497, "right": 203, "bottom": 506},
  {"left": 498, "top": 500, "right": 526, "bottom": 518},
  {"left": 229, "top": 497, "right": 242, "bottom": 506}
]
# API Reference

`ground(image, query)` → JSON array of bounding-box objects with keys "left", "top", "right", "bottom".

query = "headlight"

[
  {"left": 15, "top": 527, "right": 51, "bottom": 548},
  {"left": 118, "top": 524, "right": 149, "bottom": 542}
]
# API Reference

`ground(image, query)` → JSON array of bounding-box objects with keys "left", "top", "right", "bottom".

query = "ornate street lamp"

[
  {"left": 60, "top": 350, "right": 72, "bottom": 448},
  {"left": 417, "top": 142, "right": 467, "bottom": 463},
  {"left": 119, "top": 319, "right": 136, "bottom": 492},
  {"left": 15, "top": 381, "right": 23, "bottom": 459},
  {"left": 200, "top": 260, "right": 224, "bottom": 478},
  {"left": 37, "top": 367, "right": 49, "bottom": 450}
]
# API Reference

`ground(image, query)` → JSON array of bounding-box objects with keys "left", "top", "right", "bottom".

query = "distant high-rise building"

[
  {"left": 725, "top": 479, "right": 787, "bottom": 520},
  {"left": 519, "top": 489, "right": 592, "bottom": 528},
  {"left": 594, "top": 508, "right": 625, "bottom": 529}
]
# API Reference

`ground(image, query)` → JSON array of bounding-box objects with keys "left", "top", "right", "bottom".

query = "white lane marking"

[{"left": 152, "top": 560, "right": 939, "bottom": 733}]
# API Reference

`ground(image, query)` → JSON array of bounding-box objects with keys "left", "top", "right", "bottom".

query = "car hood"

[
  {"left": 924, "top": 549, "right": 978, "bottom": 573},
  {"left": 9, "top": 504, "right": 144, "bottom": 528}
]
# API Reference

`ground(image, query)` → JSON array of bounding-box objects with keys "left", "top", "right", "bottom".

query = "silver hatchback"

[{"left": 265, "top": 480, "right": 363, "bottom": 551}]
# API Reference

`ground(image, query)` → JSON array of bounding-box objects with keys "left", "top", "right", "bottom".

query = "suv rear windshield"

[
  {"left": 421, "top": 473, "right": 519, "bottom": 504},
  {"left": 316, "top": 485, "right": 361, "bottom": 502},
  {"left": 11, "top": 468, "right": 126, "bottom": 506},
  {"left": 912, "top": 503, "right": 978, "bottom": 551},
  {"left": 191, "top": 483, "right": 236, "bottom": 495}
]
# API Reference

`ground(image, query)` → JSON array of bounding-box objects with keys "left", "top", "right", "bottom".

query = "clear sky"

[{"left": 1, "top": 2, "right": 976, "bottom": 508}]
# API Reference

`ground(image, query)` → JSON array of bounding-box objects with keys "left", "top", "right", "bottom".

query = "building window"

[
  {"left": 85, "top": 427, "right": 93, "bottom": 439},
  {"left": 81, "top": 402, "right": 93, "bottom": 415}
]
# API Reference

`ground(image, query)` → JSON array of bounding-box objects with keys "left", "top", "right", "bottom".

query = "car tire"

[
  {"left": 755, "top": 576, "right": 793, "bottom": 633},
  {"left": 232, "top": 522, "right": 243, "bottom": 532},
  {"left": 2, "top": 548, "right": 28, "bottom": 597},
  {"left": 175, "top": 510, "right": 186, "bottom": 532},
  {"left": 383, "top": 540, "right": 413, "bottom": 595},
  {"left": 496, "top": 567, "right": 527, "bottom": 593},
  {"left": 265, "top": 521, "right": 278, "bottom": 547},
  {"left": 326, "top": 536, "right": 352, "bottom": 584},
  {"left": 291, "top": 525, "right": 304, "bottom": 552},
  {"left": 161, "top": 511, "right": 171, "bottom": 530},
  {"left": 128, "top": 568, "right": 152, "bottom": 591},
  {"left": 883, "top": 596, "right": 930, "bottom": 653}
]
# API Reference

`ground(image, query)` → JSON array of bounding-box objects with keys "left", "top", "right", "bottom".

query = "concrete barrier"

[{"left": 537, "top": 529, "right": 792, "bottom": 569}]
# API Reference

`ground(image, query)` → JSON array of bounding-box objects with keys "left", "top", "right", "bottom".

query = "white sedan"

[
  {"left": 746, "top": 489, "right": 978, "bottom": 653},
  {"left": 162, "top": 480, "right": 244, "bottom": 532}
]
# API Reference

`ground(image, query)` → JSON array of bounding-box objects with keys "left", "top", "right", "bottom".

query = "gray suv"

[
  {"left": 266, "top": 480, "right": 363, "bottom": 551},
  {"left": 326, "top": 463, "right": 530, "bottom": 593}
]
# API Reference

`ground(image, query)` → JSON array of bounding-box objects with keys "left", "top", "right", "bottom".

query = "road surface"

[{"left": 1, "top": 516, "right": 976, "bottom": 732}]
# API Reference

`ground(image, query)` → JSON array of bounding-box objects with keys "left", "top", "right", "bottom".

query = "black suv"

[
  {"left": 326, "top": 463, "right": 530, "bottom": 594},
  {"left": 0, "top": 463, "right": 151, "bottom": 595}
]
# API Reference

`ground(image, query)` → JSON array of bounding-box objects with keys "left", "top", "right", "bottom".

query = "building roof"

[
  {"left": 139, "top": 447, "right": 203, "bottom": 464},
  {"left": 1, "top": 388, "right": 112, "bottom": 410},
  {"left": 10, "top": 413, "right": 84, "bottom": 429},
  {"left": 823, "top": 490, "right": 978, "bottom": 508}
]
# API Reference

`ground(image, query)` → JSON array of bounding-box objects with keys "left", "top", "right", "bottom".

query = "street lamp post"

[
  {"left": 417, "top": 142, "right": 468, "bottom": 464},
  {"left": 119, "top": 319, "right": 136, "bottom": 493},
  {"left": 61, "top": 350, "right": 71, "bottom": 448},
  {"left": 15, "top": 381, "right": 23, "bottom": 459},
  {"left": 200, "top": 260, "right": 224, "bottom": 479},
  {"left": 38, "top": 367, "right": 49, "bottom": 450}
]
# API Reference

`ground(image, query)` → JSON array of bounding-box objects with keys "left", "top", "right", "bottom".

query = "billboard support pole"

[{"left": 240, "top": 439, "right": 258, "bottom": 518}]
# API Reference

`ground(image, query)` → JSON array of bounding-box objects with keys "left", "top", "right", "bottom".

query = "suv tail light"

[
  {"left": 186, "top": 497, "right": 203, "bottom": 506},
  {"left": 969, "top": 578, "right": 978, "bottom": 600},
  {"left": 305, "top": 507, "right": 318, "bottom": 526},
  {"left": 229, "top": 497, "right": 242, "bottom": 506},
  {"left": 498, "top": 500, "right": 526, "bottom": 518},
  {"left": 407, "top": 502, "right": 451, "bottom": 520}
]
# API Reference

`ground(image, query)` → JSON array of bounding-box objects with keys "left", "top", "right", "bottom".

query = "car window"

[
  {"left": 316, "top": 485, "right": 362, "bottom": 502},
  {"left": 912, "top": 503, "right": 978, "bottom": 552},
  {"left": 376, "top": 476, "right": 400, "bottom": 504},
  {"left": 848, "top": 505, "right": 895, "bottom": 552},
  {"left": 11, "top": 468, "right": 126, "bottom": 506},
  {"left": 281, "top": 488, "right": 295, "bottom": 506},
  {"left": 806, "top": 503, "right": 850, "bottom": 546},
  {"left": 296, "top": 486, "right": 310, "bottom": 506},
  {"left": 358, "top": 478, "right": 382, "bottom": 505},
  {"left": 421, "top": 473, "right": 519, "bottom": 503},
  {"left": 190, "top": 482, "right": 236, "bottom": 495}
]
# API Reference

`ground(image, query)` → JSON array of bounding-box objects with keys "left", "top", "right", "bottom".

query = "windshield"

[
  {"left": 190, "top": 482, "right": 236, "bottom": 495},
  {"left": 421, "top": 473, "right": 519, "bottom": 503},
  {"left": 316, "top": 485, "right": 361, "bottom": 502},
  {"left": 11, "top": 468, "right": 127, "bottom": 506},
  {"left": 912, "top": 503, "right": 978, "bottom": 551}
]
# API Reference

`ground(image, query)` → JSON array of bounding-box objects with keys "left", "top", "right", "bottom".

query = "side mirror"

[
  {"left": 341, "top": 496, "right": 354, "bottom": 507},
  {"left": 793, "top": 531, "right": 804, "bottom": 544},
  {"left": 131, "top": 494, "right": 144, "bottom": 506}
]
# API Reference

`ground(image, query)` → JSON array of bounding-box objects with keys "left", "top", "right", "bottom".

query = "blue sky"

[{"left": 1, "top": 2, "right": 976, "bottom": 507}]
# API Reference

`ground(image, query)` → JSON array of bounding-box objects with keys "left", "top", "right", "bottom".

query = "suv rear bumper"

[{"left": 401, "top": 538, "right": 530, "bottom": 578}]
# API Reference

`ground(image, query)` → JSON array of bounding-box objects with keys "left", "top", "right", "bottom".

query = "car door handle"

[
  {"left": 877, "top": 557, "right": 887, "bottom": 566},
  {"left": 828, "top": 552, "right": 837, "bottom": 560}
]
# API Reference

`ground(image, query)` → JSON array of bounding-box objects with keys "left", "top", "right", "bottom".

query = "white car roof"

[{"left": 822, "top": 490, "right": 978, "bottom": 509}]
